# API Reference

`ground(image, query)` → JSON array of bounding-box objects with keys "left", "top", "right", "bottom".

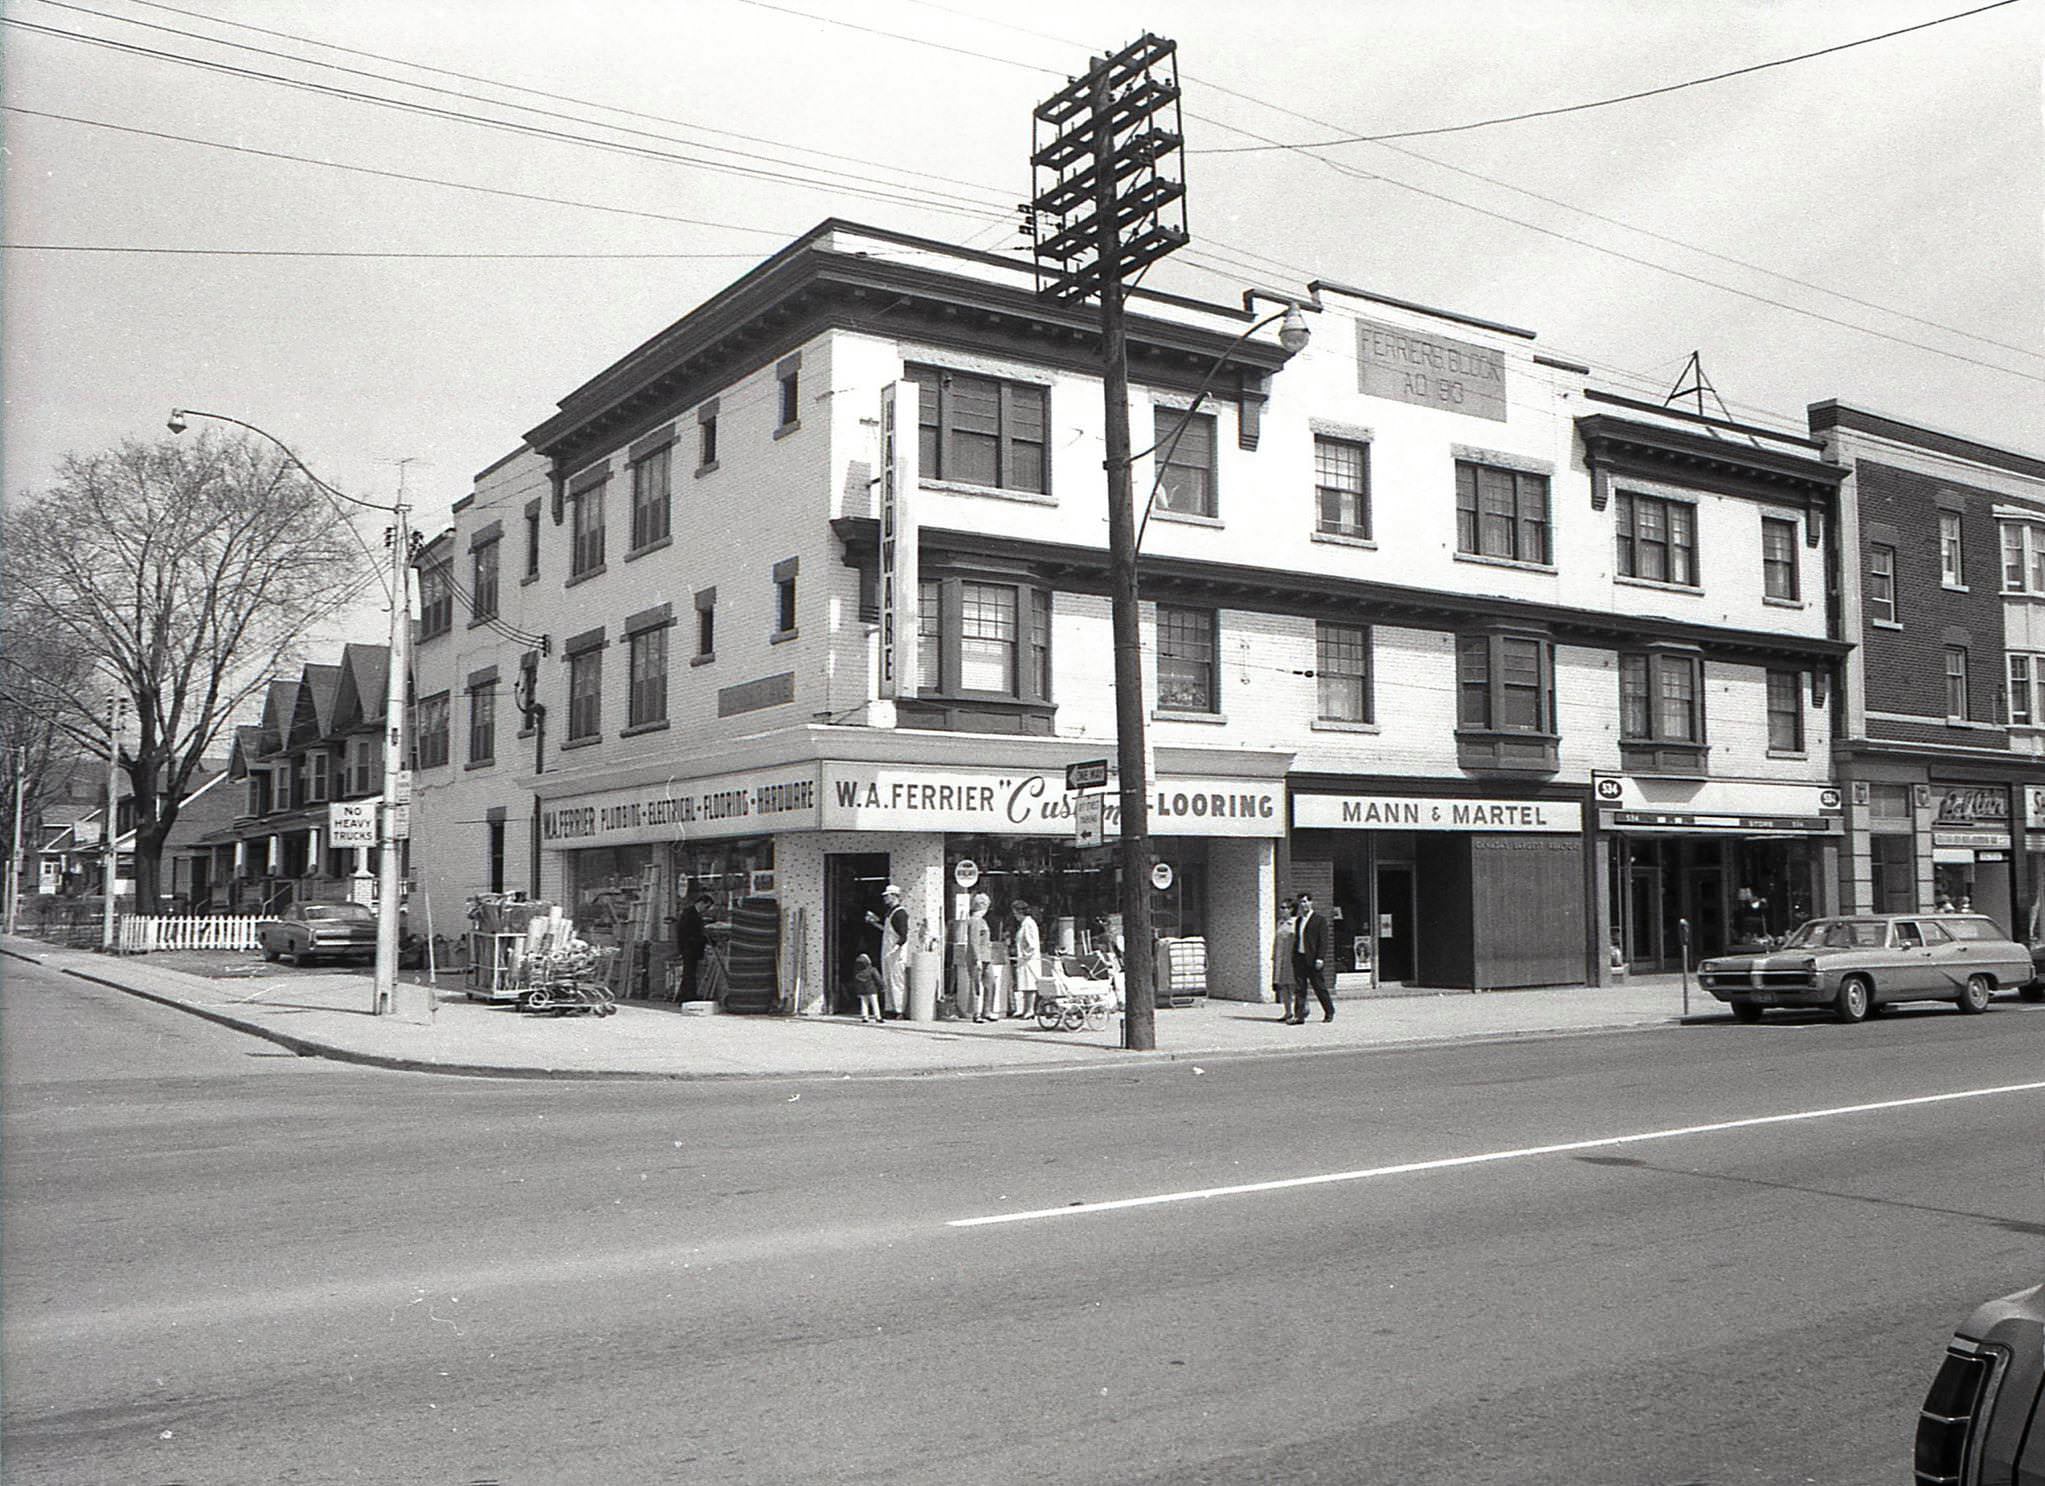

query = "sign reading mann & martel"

[
  {"left": 1354, "top": 316, "right": 1507, "bottom": 422},
  {"left": 1292, "top": 794, "right": 1580, "bottom": 833}
]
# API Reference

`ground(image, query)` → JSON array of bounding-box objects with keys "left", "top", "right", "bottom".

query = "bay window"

[
  {"left": 904, "top": 572, "right": 1053, "bottom": 734},
  {"left": 1454, "top": 627, "right": 1558, "bottom": 772}
]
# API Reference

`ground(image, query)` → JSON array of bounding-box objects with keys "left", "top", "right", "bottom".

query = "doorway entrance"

[
  {"left": 824, "top": 852, "right": 891, "bottom": 1016},
  {"left": 1374, "top": 865, "right": 1416, "bottom": 982}
]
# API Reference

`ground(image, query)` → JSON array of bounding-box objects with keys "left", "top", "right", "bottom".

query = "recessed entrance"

[{"left": 824, "top": 852, "right": 891, "bottom": 1016}]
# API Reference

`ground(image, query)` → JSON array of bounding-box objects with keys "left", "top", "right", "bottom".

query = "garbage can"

[{"left": 908, "top": 948, "right": 941, "bottom": 1022}]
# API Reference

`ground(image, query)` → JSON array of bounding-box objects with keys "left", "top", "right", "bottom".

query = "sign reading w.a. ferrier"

[
  {"left": 822, "top": 764, "right": 1284, "bottom": 838},
  {"left": 1354, "top": 316, "right": 1507, "bottom": 422}
]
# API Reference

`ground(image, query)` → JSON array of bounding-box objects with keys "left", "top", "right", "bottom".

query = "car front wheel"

[
  {"left": 1834, "top": 975, "right": 1871, "bottom": 1024},
  {"left": 1957, "top": 973, "right": 1993, "bottom": 1015},
  {"left": 262, "top": 944, "right": 280, "bottom": 963},
  {"left": 2019, "top": 981, "right": 2044, "bottom": 1003},
  {"left": 1729, "top": 1001, "right": 1765, "bottom": 1023}
]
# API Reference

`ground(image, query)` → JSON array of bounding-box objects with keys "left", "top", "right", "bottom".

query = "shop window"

[
  {"left": 418, "top": 562, "right": 453, "bottom": 639},
  {"left": 1454, "top": 629, "right": 1558, "bottom": 772},
  {"left": 630, "top": 443, "right": 671, "bottom": 552},
  {"left": 1940, "top": 512, "right": 1965, "bottom": 587},
  {"left": 567, "top": 651, "right": 602, "bottom": 742},
  {"left": 1944, "top": 647, "right": 1969, "bottom": 721},
  {"left": 1316, "top": 621, "right": 1372, "bottom": 723},
  {"left": 2010, "top": 654, "right": 2033, "bottom": 726},
  {"left": 1455, "top": 461, "right": 1549, "bottom": 566},
  {"left": 628, "top": 626, "right": 669, "bottom": 728},
  {"left": 1618, "top": 649, "right": 1706, "bottom": 773},
  {"left": 910, "top": 364, "right": 1047, "bottom": 494},
  {"left": 1157, "top": 605, "right": 1218, "bottom": 714},
  {"left": 468, "top": 680, "right": 496, "bottom": 766},
  {"left": 1155, "top": 408, "right": 1217, "bottom": 518},
  {"left": 1315, "top": 436, "right": 1370, "bottom": 539},
  {"left": 1766, "top": 669, "right": 1804, "bottom": 753},
  {"left": 1614, "top": 492, "right": 1697, "bottom": 587},
  {"left": 415, "top": 692, "right": 450, "bottom": 769},
  {"left": 570, "top": 481, "right": 606, "bottom": 578},
  {"left": 471, "top": 538, "right": 500, "bottom": 621},
  {"left": 1761, "top": 517, "right": 1799, "bottom": 601},
  {"left": 905, "top": 576, "right": 1054, "bottom": 732},
  {"left": 1867, "top": 543, "right": 1897, "bottom": 624}
]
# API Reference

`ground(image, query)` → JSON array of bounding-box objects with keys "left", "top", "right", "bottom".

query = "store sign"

[
  {"left": 1354, "top": 316, "right": 1507, "bottom": 422},
  {"left": 821, "top": 764, "right": 1285, "bottom": 838},
  {"left": 1932, "top": 782, "right": 2010, "bottom": 851},
  {"left": 876, "top": 380, "right": 920, "bottom": 700},
  {"left": 541, "top": 766, "right": 822, "bottom": 847},
  {"left": 2026, "top": 786, "right": 2045, "bottom": 830},
  {"left": 1593, "top": 774, "right": 1842, "bottom": 831},
  {"left": 1292, "top": 793, "right": 1580, "bottom": 833}
]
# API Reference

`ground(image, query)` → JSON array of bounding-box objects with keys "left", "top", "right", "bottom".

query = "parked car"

[
  {"left": 2018, "top": 940, "right": 2045, "bottom": 1002},
  {"left": 256, "top": 902, "right": 379, "bottom": 965},
  {"left": 1916, "top": 1281, "right": 2044, "bottom": 1485},
  {"left": 1697, "top": 913, "right": 2031, "bottom": 1023}
]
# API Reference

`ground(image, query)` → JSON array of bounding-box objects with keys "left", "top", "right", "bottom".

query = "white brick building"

[{"left": 411, "top": 221, "right": 1851, "bottom": 1008}]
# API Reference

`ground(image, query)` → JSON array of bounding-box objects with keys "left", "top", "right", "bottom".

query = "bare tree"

[
  {"left": 0, "top": 619, "right": 98, "bottom": 896},
  {"left": 2, "top": 430, "right": 370, "bottom": 910}
]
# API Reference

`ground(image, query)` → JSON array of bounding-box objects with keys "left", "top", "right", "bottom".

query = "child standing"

[{"left": 850, "top": 952, "right": 886, "bottom": 1024}]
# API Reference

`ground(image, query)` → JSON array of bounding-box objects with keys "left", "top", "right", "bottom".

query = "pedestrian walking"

[
  {"left": 672, "top": 887, "right": 713, "bottom": 1002},
  {"left": 848, "top": 952, "right": 886, "bottom": 1023},
  {"left": 969, "top": 891, "right": 997, "bottom": 1021},
  {"left": 864, "top": 882, "right": 911, "bottom": 1018},
  {"left": 1010, "top": 899, "right": 1042, "bottom": 1020},
  {"left": 1272, "top": 897, "right": 1297, "bottom": 1020},
  {"left": 1288, "top": 891, "right": 1334, "bottom": 1024}
]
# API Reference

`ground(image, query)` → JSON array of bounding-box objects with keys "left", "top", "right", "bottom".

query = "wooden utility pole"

[
  {"left": 5, "top": 747, "right": 25, "bottom": 937},
  {"left": 373, "top": 496, "right": 411, "bottom": 1016},
  {"left": 100, "top": 695, "right": 123, "bottom": 950}
]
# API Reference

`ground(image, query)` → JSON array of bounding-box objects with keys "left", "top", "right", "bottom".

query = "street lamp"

[{"left": 167, "top": 408, "right": 413, "bottom": 1017}]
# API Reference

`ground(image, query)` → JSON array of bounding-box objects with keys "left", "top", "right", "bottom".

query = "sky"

[{"left": 3, "top": 0, "right": 2041, "bottom": 654}]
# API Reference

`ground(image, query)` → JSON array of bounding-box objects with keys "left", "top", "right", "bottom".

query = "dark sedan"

[{"left": 256, "top": 902, "right": 378, "bottom": 965}]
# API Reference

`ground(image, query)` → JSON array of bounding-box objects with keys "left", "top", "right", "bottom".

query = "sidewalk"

[{"left": 2, "top": 935, "right": 1721, "bottom": 1081}]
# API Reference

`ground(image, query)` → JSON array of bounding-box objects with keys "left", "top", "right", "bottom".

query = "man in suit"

[{"left": 1288, "top": 891, "right": 1334, "bottom": 1024}]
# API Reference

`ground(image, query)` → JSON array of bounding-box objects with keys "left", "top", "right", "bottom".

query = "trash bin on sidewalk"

[{"left": 907, "top": 948, "right": 941, "bottom": 1022}]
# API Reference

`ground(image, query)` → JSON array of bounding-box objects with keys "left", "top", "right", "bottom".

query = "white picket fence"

[{"left": 116, "top": 914, "right": 262, "bottom": 954}]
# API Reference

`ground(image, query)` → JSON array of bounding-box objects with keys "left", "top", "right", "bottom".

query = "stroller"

[
  {"left": 521, "top": 941, "right": 619, "bottom": 1017},
  {"left": 1034, "top": 951, "right": 1123, "bottom": 1032}
]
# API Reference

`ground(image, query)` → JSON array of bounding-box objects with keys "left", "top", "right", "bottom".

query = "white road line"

[{"left": 946, "top": 1079, "right": 2045, "bottom": 1228}]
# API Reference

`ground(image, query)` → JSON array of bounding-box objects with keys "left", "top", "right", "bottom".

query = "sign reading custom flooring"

[
  {"left": 822, "top": 764, "right": 1284, "bottom": 838},
  {"left": 1293, "top": 793, "right": 1580, "bottom": 832},
  {"left": 1354, "top": 316, "right": 1507, "bottom": 422}
]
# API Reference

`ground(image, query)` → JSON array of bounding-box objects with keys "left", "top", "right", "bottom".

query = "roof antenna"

[{"left": 1662, "top": 352, "right": 1758, "bottom": 446}]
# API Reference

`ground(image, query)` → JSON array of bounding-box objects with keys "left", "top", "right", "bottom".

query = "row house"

[
  {"left": 1813, "top": 401, "right": 2045, "bottom": 936},
  {"left": 201, "top": 643, "right": 391, "bottom": 913},
  {"left": 409, "top": 220, "right": 1855, "bottom": 1006}
]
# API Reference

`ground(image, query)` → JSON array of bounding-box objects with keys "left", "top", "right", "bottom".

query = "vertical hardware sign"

[{"left": 878, "top": 380, "right": 921, "bottom": 698}]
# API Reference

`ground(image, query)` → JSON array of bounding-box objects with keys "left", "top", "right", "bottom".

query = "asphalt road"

[{"left": 6, "top": 956, "right": 2042, "bottom": 1485}]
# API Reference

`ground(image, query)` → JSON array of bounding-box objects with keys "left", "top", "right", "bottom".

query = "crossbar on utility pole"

[{"left": 1093, "top": 72, "right": 1157, "bottom": 1053}]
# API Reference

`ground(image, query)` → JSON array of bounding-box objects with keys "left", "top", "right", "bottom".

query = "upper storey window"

[
  {"left": 1455, "top": 460, "right": 1549, "bottom": 566},
  {"left": 1614, "top": 492, "right": 1697, "bottom": 587},
  {"left": 910, "top": 365, "right": 1047, "bottom": 494}
]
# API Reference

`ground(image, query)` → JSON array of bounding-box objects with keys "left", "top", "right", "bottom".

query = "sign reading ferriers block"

[
  {"left": 878, "top": 380, "right": 921, "bottom": 698},
  {"left": 1354, "top": 316, "right": 1507, "bottom": 422}
]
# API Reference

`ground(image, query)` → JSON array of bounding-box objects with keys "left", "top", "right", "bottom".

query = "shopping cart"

[{"left": 521, "top": 942, "right": 619, "bottom": 1017}]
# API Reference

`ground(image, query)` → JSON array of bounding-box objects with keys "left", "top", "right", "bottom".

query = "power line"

[
  {"left": 106, "top": 0, "right": 1028, "bottom": 211},
  {"left": 4, "top": 243, "right": 774, "bottom": 260},
  {"left": 1191, "top": 0, "right": 2026, "bottom": 152},
  {"left": 2, "top": 104, "right": 802, "bottom": 240},
  {"left": 729, "top": 0, "right": 1062, "bottom": 75},
  {"left": 0, "top": 16, "right": 1015, "bottom": 227}
]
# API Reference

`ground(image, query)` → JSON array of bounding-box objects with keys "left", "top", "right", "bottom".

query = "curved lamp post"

[{"left": 168, "top": 408, "right": 412, "bottom": 1018}]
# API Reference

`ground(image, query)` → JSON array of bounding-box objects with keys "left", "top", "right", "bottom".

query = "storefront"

[
  {"left": 1288, "top": 786, "right": 1591, "bottom": 990},
  {"left": 1595, "top": 774, "right": 1842, "bottom": 971},
  {"left": 1930, "top": 780, "right": 2014, "bottom": 930},
  {"left": 535, "top": 750, "right": 1287, "bottom": 1013}
]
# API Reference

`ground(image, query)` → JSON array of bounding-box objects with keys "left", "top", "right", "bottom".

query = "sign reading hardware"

[
  {"left": 822, "top": 764, "right": 1284, "bottom": 838},
  {"left": 541, "top": 767, "right": 821, "bottom": 846},
  {"left": 1292, "top": 794, "right": 1580, "bottom": 833},
  {"left": 1354, "top": 316, "right": 1507, "bottom": 422},
  {"left": 876, "top": 380, "right": 920, "bottom": 700}
]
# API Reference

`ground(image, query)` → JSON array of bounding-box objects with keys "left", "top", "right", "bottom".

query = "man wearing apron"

[{"left": 875, "top": 883, "right": 910, "bottom": 1018}]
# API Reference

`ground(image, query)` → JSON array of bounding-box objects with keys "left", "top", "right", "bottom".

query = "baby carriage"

[
  {"left": 1034, "top": 951, "right": 1123, "bottom": 1032},
  {"left": 521, "top": 941, "right": 619, "bottom": 1017}
]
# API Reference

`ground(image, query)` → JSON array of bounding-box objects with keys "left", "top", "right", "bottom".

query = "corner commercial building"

[{"left": 408, "top": 220, "right": 1852, "bottom": 1007}]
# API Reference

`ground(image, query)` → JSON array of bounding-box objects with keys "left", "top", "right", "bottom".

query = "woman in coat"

[{"left": 1010, "top": 900, "right": 1042, "bottom": 1021}]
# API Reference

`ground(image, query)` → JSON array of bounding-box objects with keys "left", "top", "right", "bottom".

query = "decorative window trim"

[{"left": 908, "top": 362, "right": 1051, "bottom": 496}]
